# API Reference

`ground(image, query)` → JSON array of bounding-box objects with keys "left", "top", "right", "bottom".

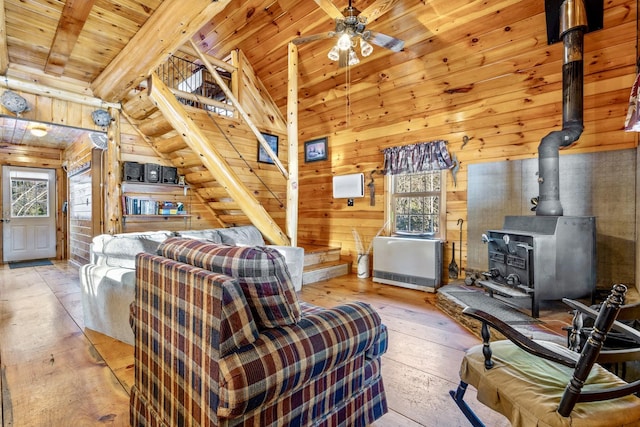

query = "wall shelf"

[{"left": 121, "top": 181, "right": 192, "bottom": 230}]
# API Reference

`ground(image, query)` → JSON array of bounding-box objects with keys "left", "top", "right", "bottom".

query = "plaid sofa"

[{"left": 130, "top": 237, "right": 388, "bottom": 426}]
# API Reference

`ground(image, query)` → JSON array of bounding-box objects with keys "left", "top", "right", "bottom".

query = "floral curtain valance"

[{"left": 382, "top": 140, "right": 453, "bottom": 175}]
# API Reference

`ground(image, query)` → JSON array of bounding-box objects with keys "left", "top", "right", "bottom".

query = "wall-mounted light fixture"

[
  {"left": 1, "top": 90, "right": 29, "bottom": 115},
  {"left": 91, "top": 109, "right": 111, "bottom": 127}
]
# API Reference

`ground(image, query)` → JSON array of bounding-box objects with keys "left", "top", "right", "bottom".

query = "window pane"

[
  {"left": 411, "top": 174, "right": 426, "bottom": 192},
  {"left": 11, "top": 179, "right": 49, "bottom": 217},
  {"left": 396, "top": 215, "right": 409, "bottom": 231},
  {"left": 408, "top": 198, "right": 423, "bottom": 214},
  {"left": 395, "top": 175, "right": 410, "bottom": 193},
  {"left": 426, "top": 196, "right": 440, "bottom": 215},
  {"left": 395, "top": 197, "right": 410, "bottom": 214},
  {"left": 390, "top": 170, "right": 443, "bottom": 235},
  {"left": 410, "top": 215, "right": 424, "bottom": 232}
]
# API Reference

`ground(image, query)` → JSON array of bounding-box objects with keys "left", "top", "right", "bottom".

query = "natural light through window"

[
  {"left": 10, "top": 174, "right": 49, "bottom": 218},
  {"left": 390, "top": 170, "right": 445, "bottom": 237}
]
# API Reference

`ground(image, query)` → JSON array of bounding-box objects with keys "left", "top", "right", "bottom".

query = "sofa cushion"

[
  {"left": 175, "top": 229, "right": 223, "bottom": 243},
  {"left": 93, "top": 231, "right": 173, "bottom": 269},
  {"left": 158, "top": 237, "right": 301, "bottom": 328},
  {"left": 216, "top": 225, "right": 265, "bottom": 246},
  {"left": 216, "top": 301, "right": 385, "bottom": 417}
]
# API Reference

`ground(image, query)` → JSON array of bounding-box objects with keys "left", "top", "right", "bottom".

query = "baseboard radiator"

[{"left": 372, "top": 236, "right": 443, "bottom": 292}]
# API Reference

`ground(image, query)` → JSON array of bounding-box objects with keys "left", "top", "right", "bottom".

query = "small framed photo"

[
  {"left": 304, "top": 137, "right": 328, "bottom": 163},
  {"left": 258, "top": 133, "right": 279, "bottom": 164}
]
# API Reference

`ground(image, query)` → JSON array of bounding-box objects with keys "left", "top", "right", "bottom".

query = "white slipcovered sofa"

[{"left": 79, "top": 225, "right": 304, "bottom": 345}]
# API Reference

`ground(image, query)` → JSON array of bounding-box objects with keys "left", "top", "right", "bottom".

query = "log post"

[
  {"left": 286, "top": 42, "right": 299, "bottom": 247},
  {"left": 105, "top": 107, "right": 121, "bottom": 234}
]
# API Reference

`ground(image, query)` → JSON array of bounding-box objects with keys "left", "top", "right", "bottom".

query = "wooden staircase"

[
  {"left": 120, "top": 73, "right": 289, "bottom": 245},
  {"left": 301, "top": 245, "right": 352, "bottom": 285}
]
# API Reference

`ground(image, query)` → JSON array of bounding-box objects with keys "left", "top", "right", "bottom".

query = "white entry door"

[{"left": 2, "top": 166, "right": 57, "bottom": 262}]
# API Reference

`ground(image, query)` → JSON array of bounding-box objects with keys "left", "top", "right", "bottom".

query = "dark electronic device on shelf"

[
  {"left": 161, "top": 166, "right": 178, "bottom": 184},
  {"left": 144, "top": 163, "right": 161, "bottom": 183},
  {"left": 123, "top": 162, "right": 144, "bottom": 182}
]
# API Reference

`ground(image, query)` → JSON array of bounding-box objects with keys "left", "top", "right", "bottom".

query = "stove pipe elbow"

[{"left": 536, "top": 0, "right": 586, "bottom": 217}]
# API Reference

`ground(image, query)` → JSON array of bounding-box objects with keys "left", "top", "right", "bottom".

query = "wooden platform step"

[
  {"left": 303, "top": 259, "right": 352, "bottom": 285},
  {"left": 300, "top": 244, "right": 351, "bottom": 285}
]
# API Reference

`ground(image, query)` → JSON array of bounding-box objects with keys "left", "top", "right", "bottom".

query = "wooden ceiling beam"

[
  {"left": 0, "top": 75, "right": 119, "bottom": 109},
  {"left": 91, "top": 0, "right": 232, "bottom": 103},
  {"left": 45, "top": 0, "right": 97, "bottom": 76}
]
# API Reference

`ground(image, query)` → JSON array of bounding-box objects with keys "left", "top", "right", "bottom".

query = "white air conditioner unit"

[
  {"left": 373, "top": 236, "right": 443, "bottom": 292},
  {"left": 332, "top": 173, "right": 364, "bottom": 198}
]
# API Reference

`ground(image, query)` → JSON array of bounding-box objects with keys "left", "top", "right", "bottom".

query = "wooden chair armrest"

[
  {"left": 462, "top": 306, "right": 577, "bottom": 368},
  {"left": 578, "top": 379, "right": 640, "bottom": 402},
  {"left": 563, "top": 298, "right": 640, "bottom": 344}
]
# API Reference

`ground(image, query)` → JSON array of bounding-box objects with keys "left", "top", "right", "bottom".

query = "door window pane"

[{"left": 11, "top": 179, "right": 49, "bottom": 217}]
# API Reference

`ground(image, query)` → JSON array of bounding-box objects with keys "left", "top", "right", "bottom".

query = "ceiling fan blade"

[
  {"left": 313, "top": 0, "right": 344, "bottom": 20},
  {"left": 291, "top": 33, "right": 333, "bottom": 45},
  {"left": 369, "top": 31, "right": 404, "bottom": 52},
  {"left": 361, "top": 0, "right": 399, "bottom": 22}
]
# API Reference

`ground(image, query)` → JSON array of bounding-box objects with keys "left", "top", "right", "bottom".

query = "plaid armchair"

[{"left": 129, "top": 237, "right": 388, "bottom": 426}]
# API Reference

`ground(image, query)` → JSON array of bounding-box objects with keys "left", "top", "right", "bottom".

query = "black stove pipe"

[{"left": 536, "top": 0, "right": 587, "bottom": 216}]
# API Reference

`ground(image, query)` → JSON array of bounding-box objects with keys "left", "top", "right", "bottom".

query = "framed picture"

[
  {"left": 304, "top": 137, "right": 328, "bottom": 163},
  {"left": 258, "top": 133, "right": 279, "bottom": 164}
]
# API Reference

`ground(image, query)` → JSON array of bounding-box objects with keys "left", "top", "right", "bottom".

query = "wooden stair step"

[
  {"left": 138, "top": 113, "right": 174, "bottom": 137},
  {"left": 122, "top": 92, "right": 158, "bottom": 120},
  {"left": 301, "top": 245, "right": 341, "bottom": 267},
  {"left": 209, "top": 201, "right": 241, "bottom": 210},
  {"left": 302, "top": 259, "right": 351, "bottom": 285},
  {"left": 154, "top": 135, "right": 188, "bottom": 153},
  {"left": 217, "top": 214, "right": 251, "bottom": 225}
]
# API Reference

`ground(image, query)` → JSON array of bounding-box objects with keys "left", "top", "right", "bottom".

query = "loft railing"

[{"left": 155, "top": 55, "right": 235, "bottom": 117}]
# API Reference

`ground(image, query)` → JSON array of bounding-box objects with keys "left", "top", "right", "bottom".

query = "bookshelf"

[{"left": 121, "top": 181, "right": 192, "bottom": 228}]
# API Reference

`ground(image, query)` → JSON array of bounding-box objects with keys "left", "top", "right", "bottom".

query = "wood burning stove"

[
  {"left": 479, "top": 215, "right": 596, "bottom": 317},
  {"left": 477, "top": 0, "right": 603, "bottom": 317}
]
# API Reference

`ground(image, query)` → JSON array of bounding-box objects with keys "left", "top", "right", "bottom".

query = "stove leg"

[{"left": 532, "top": 295, "right": 540, "bottom": 318}]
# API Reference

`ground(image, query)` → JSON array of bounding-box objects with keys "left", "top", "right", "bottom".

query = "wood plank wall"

[
  {"left": 2, "top": 0, "right": 639, "bottom": 278},
  {"left": 294, "top": 0, "right": 639, "bottom": 280},
  {"left": 65, "top": 140, "right": 103, "bottom": 266}
]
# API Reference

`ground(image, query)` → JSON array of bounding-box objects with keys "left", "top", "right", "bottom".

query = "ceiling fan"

[{"left": 293, "top": 0, "right": 405, "bottom": 67}]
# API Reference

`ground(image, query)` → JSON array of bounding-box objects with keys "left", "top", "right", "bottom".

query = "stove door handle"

[
  {"left": 517, "top": 243, "right": 533, "bottom": 251},
  {"left": 481, "top": 233, "right": 494, "bottom": 244}
]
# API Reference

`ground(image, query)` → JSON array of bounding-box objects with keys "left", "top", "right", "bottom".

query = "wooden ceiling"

[{"left": 0, "top": 0, "right": 634, "bottom": 151}]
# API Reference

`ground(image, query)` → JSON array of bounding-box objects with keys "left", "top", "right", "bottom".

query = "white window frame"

[{"left": 384, "top": 170, "right": 447, "bottom": 240}]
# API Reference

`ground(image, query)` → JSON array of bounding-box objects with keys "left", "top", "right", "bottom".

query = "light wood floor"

[{"left": 0, "top": 261, "right": 572, "bottom": 426}]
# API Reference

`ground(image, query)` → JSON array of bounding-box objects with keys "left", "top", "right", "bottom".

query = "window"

[
  {"left": 388, "top": 170, "right": 445, "bottom": 238},
  {"left": 10, "top": 173, "right": 50, "bottom": 217}
]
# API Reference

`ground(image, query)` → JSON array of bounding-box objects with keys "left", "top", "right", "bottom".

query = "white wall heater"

[
  {"left": 372, "top": 236, "right": 443, "bottom": 292},
  {"left": 332, "top": 173, "right": 364, "bottom": 198}
]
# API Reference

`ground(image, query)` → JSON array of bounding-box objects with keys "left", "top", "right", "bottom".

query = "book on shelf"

[{"left": 123, "top": 197, "right": 186, "bottom": 216}]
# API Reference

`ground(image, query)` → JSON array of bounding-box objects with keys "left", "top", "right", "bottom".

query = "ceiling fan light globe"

[
  {"left": 360, "top": 39, "right": 374, "bottom": 57},
  {"left": 348, "top": 49, "right": 360, "bottom": 66},
  {"left": 337, "top": 33, "right": 351, "bottom": 50},
  {"left": 327, "top": 45, "right": 340, "bottom": 61}
]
